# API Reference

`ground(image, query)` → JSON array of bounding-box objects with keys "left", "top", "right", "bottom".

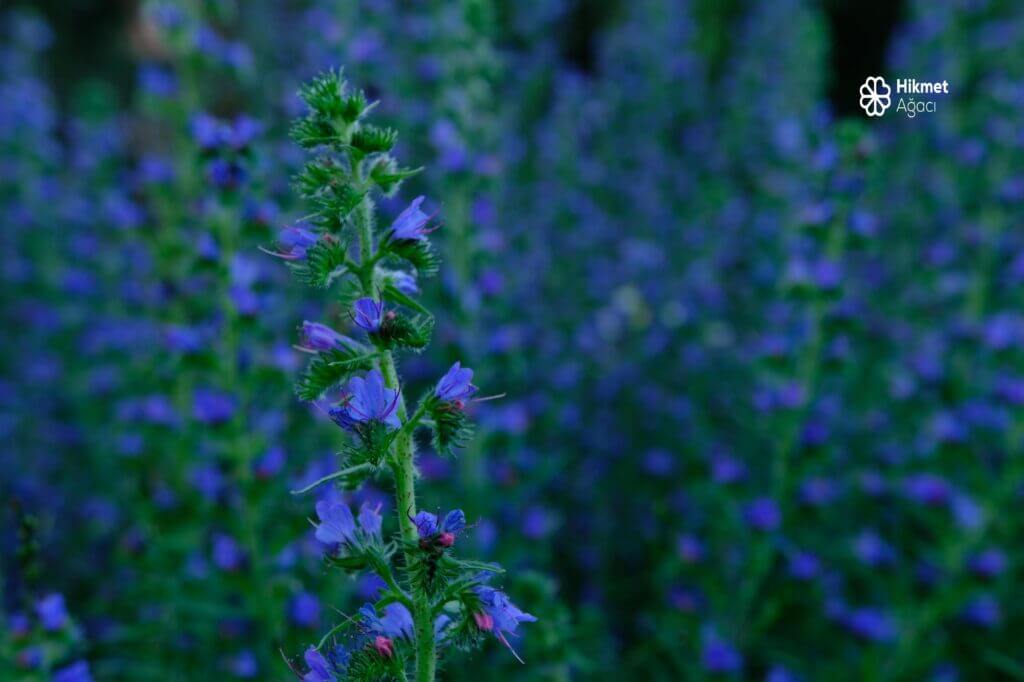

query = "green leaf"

[
  {"left": 369, "top": 156, "right": 422, "bottom": 196},
  {"left": 376, "top": 314, "right": 434, "bottom": 351},
  {"left": 430, "top": 402, "right": 474, "bottom": 456},
  {"left": 351, "top": 124, "right": 398, "bottom": 156},
  {"left": 387, "top": 239, "right": 440, "bottom": 277},
  {"left": 295, "top": 347, "right": 376, "bottom": 401},
  {"left": 380, "top": 280, "right": 431, "bottom": 316}
]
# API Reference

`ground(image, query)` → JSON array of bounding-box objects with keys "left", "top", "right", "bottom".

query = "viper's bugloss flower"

[
  {"left": 389, "top": 196, "right": 431, "bottom": 241},
  {"left": 267, "top": 225, "right": 317, "bottom": 260},
  {"left": 314, "top": 501, "right": 356, "bottom": 546},
  {"left": 352, "top": 298, "right": 384, "bottom": 333},
  {"left": 207, "top": 158, "right": 246, "bottom": 189},
  {"left": 289, "top": 591, "right": 321, "bottom": 628},
  {"left": 701, "top": 631, "right": 742, "bottom": 673},
  {"left": 300, "top": 321, "right": 359, "bottom": 352},
  {"left": 193, "top": 388, "right": 236, "bottom": 425},
  {"left": 472, "top": 586, "right": 537, "bottom": 662},
  {"left": 228, "top": 650, "right": 258, "bottom": 678},
  {"left": 360, "top": 602, "right": 414, "bottom": 640},
  {"left": 788, "top": 551, "right": 821, "bottom": 581},
  {"left": 852, "top": 530, "right": 896, "bottom": 567},
  {"left": 226, "top": 114, "right": 262, "bottom": 150},
  {"left": 17, "top": 646, "right": 42, "bottom": 668},
  {"left": 389, "top": 270, "right": 419, "bottom": 295},
  {"left": 314, "top": 501, "right": 381, "bottom": 547},
  {"left": 843, "top": 608, "right": 897, "bottom": 642},
  {"left": 961, "top": 594, "right": 1002, "bottom": 629},
  {"left": 414, "top": 509, "right": 465, "bottom": 543},
  {"left": 212, "top": 533, "right": 245, "bottom": 571},
  {"left": 53, "top": 661, "right": 92, "bottom": 682},
  {"left": 415, "top": 511, "right": 438, "bottom": 537},
  {"left": 8, "top": 612, "right": 29, "bottom": 637},
  {"left": 902, "top": 473, "right": 952, "bottom": 506},
  {"left": 744, "top": 498, "right": 781, "bottom": 531},
  {"left": 302, "top": 647, "right": 336, "bottom": 682},
  {"left": 435, "top": 362, "right": 476, "bottom": 402},
  {"left": 968, "top": 548, "right": 1008, "bottom": 579},
  {"left": 253, "top": 446, "right": 286, "bottom": 479},
  {"left": 191, "top": 112, "right": 224, "bottom": 150},
  {"left": 36, "top": 593, "right": 67, "bottom": 631},
  {"left": 358, "top": 503, "right": 383, "bottom": 538},
  {"left": 329, "top": 370, "right": 400, "bottom": 431}
]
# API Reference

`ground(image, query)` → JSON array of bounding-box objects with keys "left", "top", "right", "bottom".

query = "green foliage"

[
  {"left": 296, "top": 346, "right": 376, "bottom": 401},
  {"left": 351, "top": 124, "right": 399, "bottom": 157},
  {"left": 368, "top": 156, "right": 422, "bottom": 196},
  {"left": 429, "top": 402, "right": 474, "bottom": 457},
  {"left": 290, "top": 235, "right": 349, "bottom": 288},
  {"left": 342, "top": 638, "right": 409, "bottom": 682},
  {"left": 375, "top": 313, "right": 434, "bottom": 351},
  {"left": 298, "top": 69, "right": 373, "bottom": 126},
  {"left": 341, "top": 420, "right": 400, "bottom": 468},
  {"left": 386, "top": 239, "right": 440, "bottom": 277}
]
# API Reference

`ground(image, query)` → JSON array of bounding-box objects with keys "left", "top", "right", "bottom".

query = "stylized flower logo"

[{"left": 859, "top": 76, "right": 891, "bottom": 117}]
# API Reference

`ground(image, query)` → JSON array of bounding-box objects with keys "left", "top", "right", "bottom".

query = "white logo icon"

[{"left": 859, "top": 76, "right": 891, "bottom": 117}]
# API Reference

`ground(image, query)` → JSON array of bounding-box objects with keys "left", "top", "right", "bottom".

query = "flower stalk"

[{"left": 279, "top": 69, "right": 536, "bottom": 681}]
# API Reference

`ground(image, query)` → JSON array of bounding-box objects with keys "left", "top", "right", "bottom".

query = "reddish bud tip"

[
  {"left": 473, "top": 611, "right": 494, "bottom": 632},
  {"left": 438, "top": 532, "right": 455, "bottom": 547},
  {"left": 374, "top": 635, "right": 394, "bottom": 659}
]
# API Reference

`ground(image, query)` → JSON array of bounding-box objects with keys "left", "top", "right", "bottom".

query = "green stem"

[{"left": 354, "top": 193, "right": 435, "bottom": 682}]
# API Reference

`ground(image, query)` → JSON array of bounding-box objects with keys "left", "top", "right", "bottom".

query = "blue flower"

[
  {"left": 53, "top": 661, "right": 92, "bottom": 682},
  {"left": 265, "top": 226, "right": 317, "bottom": 260},
  {"left": 314, "top": 501, "right": 381, "bottom": 547},
  {"left": 212, "top": 533, "right": 245, "bottom": 572},
  {"left": 843, "top": 608, "right": 897, "bottom": 642},
  {"left": 329, "top": 370, "right": 400, "bottom": 431},
  {"left": 744, "top": 498, "right": 781, "bottom": 532},
  {"left": 289, "top": 591, "right": 321, "bottom": 628},
  {"left": 300, "top": 321, "right": 359, "bottom": 352},
  {"left": 358, "top": 503, "right": 383, "bottom": 539},
  {"left": 227, "top": 650, "right": 258, "bottom": 678},
  {"left": 701, "top": 631, "right": 743, "bottom": 673},
  {"left": 360, "top": 602, "right": 414, "bottom": 640},
  {"left": 226, "top": 115, "right": 262, "bottom": 150},
  {"left": 473, "top": 586, "right": 537, "bottom": 663},
  {"left": 352, "top": 298, "right": 384, "bottom": 333},
  {"left": 193, "top": 388, "right": 236, "bottom": 425},
  {"left": 389, "top": 196, "right": 432, "bottom": 241},
  {"left": 414, "top": 511, "right": 438, "bottom": 537},
  {"left": 36, "top": 593, "right": 68, "bottom": 631},
  {"left": 302, "top": 647, "right": 336, "bottom": 682},
  {"left": 435, "top": 362, "right": 477, "bottom": 402},
  {"left": 389, "top": 270, "right": 419, "bottom": 295},
  {"left": 314, "top": 501, "right": 356, "bottom": 546},
  {"left": 191, "top": 112, "right": 225, "bottom": 150},
  {"left": 962, "top": 594, "right": 1001, "bottom": 629},
  {"left": 442, "top": 509, "right": 466, "bottom": 534}
]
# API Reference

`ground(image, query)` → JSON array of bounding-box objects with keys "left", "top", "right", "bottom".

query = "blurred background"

[{"left": 2, "top": 0, "right": 1024, "bottom": 679}]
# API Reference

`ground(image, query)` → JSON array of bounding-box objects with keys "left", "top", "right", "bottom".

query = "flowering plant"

[{"left": 277, "top": 69, "right": 535, "bottom": 682}]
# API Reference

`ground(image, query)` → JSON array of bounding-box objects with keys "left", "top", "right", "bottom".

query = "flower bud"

[
  {"left": 473, "top": 611, "right": 494, "bottom": 632},
  {"left": 374, "top": 635, "right": 394, "bottom": 659}
]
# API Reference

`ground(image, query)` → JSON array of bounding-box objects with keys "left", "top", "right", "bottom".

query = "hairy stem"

[{"left": 353, "top": 193, "right": 435, "bottom": 682}]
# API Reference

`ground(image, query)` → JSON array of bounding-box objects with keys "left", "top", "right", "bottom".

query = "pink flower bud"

[
  {"left": 438, "top": 531, "right": 455, "bottom": 547},
  {"left": 374, "top": 635, "right": 394, "bottom": 658},
  {"left": 473, "top": 611, "right": 494, "bottom": 632}
]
